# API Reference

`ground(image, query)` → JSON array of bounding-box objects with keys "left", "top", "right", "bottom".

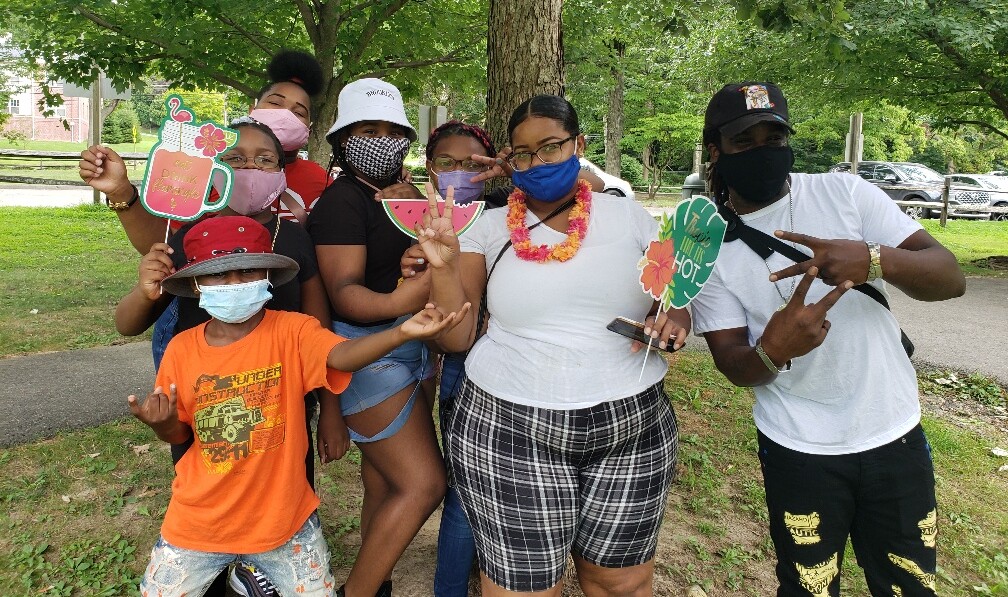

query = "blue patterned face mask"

[
  {"left": 511, "top": 153, "right": 581, "bottom": 203},
  {"left": 196, "top": 278, "right": 272, "bottom": 323}
]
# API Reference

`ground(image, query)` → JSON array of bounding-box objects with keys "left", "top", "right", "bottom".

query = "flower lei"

[{"left": 506, "top": 179, "right": 592, "bottom": 263}]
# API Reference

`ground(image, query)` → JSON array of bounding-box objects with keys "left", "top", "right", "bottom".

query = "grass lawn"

[
  {"left": 0, "top": 205, "right": 140, "bottom": 356},
  {"left": 922, "top": 220, "right": 1008, "bottom": 277},
  {"left": 0, "top": 205, "right": 1006, "bottom": 594},
  {"left": 0, "top": 352, "right": 1005, "bottom": 595}
]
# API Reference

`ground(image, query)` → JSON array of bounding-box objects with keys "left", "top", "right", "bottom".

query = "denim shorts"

[
  {"left": 333, "top": 315, "right": 430, "bottom": 443},
  {"left": 140, "top": 513, "right": 335, "bottom": 597}
]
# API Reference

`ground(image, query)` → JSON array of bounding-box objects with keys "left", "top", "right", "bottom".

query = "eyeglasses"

[
  {"left": 221, "top": 154, "right": 281, "bottom": 170},
  {"left": 507, "top": 135, "right": 577, "bottom": 172},
  {"left": 430, "top": 156, "right": 488, "bottom": 173}
]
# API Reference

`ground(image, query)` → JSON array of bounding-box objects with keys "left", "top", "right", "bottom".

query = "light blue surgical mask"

[
  {"left": 436, "top": 169, "right": 485, "bottom": 205},
  {"left": 511, "top": 153, "right": 581, "bottom": 203},
  {"left": 196, "top": 278, "right": 272, "bottom": 323}
]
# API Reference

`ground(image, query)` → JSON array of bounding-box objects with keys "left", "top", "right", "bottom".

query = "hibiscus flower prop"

[
  {"left": 630, "top": 195, "right": 728, "bottom": 379},
  {"left": 638, "top": 238, "right": 677, "bottom": 303},
  {"left": 194, "top": 123, "right": 229, "bottom": 157},
  {"left": 139, "top": 95, "right": 240, "bottom": 233}
]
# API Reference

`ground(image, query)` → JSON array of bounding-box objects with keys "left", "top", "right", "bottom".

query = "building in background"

[{"left": 3, "top": 77, "right": 90, "bottom": 143}]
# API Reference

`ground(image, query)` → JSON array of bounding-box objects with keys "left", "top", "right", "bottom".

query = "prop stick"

[
  {"left": 638, "top": 306, "right": 664, "bottom": 382},
  {"left": 159, "top": 219, "right": 172, "bottom": 296}
]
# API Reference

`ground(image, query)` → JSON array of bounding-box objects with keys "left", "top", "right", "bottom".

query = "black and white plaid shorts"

[{"left": 444, "top": 377, "right": 678, "bottom": 592}]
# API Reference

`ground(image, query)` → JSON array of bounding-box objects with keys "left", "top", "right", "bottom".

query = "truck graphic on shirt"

[{"left": 195, "top": 398, "right": 265, "bottom": 444}]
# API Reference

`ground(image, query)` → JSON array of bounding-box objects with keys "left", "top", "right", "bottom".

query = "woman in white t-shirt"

[{"left": 416, "top": 95, "right": 689, "bottom": 597}]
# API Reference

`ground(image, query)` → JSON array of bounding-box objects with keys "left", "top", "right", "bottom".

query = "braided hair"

[
  {"left": 426, "top": 121, "right": 496, "bottom": 160},
  {"left": 702, "top": 125, "right": 728, "bottom": 209}
]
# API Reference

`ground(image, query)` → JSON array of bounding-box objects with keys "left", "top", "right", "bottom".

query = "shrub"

[
  {"left": 620, "top": 154, "right": 644, "bottom": 187},
  {"left": 102, "top": 105, "right": 140, "bottom": 144}
]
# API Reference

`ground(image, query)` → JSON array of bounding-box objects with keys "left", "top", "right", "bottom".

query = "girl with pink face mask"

[{"left": 79, "top": 50, "right": 328, "bottom": 256}]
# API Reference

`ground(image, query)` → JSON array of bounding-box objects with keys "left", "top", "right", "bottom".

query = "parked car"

[
  {"left": 579, "top": 158, "right": 636, "bottom": 199},
  {"left": 829, "top": 161, "right": 976, "bottom": 219},
  {"left": 947, "top": 174, "right": 1008, "bottom": 221}
]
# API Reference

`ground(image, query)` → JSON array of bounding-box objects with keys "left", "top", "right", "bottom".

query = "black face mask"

[{"left": 716, "top": 145, "right": 794, "bottom": 206}]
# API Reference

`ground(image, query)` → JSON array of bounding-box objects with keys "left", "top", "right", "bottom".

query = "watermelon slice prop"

[{"left": 382, "top": 199, "right": 485, "bottom": 240}]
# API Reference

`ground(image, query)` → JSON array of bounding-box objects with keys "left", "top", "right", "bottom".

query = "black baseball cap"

[{"left": 704, "top": 82, "right": 794, "bottom": 139}]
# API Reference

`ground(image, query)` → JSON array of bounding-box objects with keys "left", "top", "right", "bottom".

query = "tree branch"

[
  {"left": 936, "top": 119, "right": 1008, "bottom": 141},
  {"left": 363, "top": 36, "right": 479, "bottom": 79},
  {"left": 73, "top": 5, "right": 259, "bottom": 96},
  {"left": 212, "top": 12, "right": 276, "bottom": 57},
  {"left": 292, "top": 0, "right": 321, "bottom": 48},
  {"left": 343, "top": 0, "right": 409, "bottom": 71}
]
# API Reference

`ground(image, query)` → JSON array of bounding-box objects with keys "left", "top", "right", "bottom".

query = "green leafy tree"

[
  {"left": 0, "top": 0, "right": 486, "bottom": 161},
  {"left": 164, "top": 87, "right": 226, "bottom": 123}
]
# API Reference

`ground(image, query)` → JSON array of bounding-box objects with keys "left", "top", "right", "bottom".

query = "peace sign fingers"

[
  {"left": 810, "top": 279, "right": 853, "bottom": 318},
  {"left": 781, "top": 267, "right": 819, "bottom": 311}
]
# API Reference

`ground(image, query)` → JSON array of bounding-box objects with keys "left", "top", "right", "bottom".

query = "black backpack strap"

[
  {"left": 727, "top": 212, "right": 890, "bottom": 309},
  {"left": 725, "top": 212, "right": 914, "bottom": 356}
]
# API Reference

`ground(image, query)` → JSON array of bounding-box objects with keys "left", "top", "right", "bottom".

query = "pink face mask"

[
  {"left": 215, "top": 168, "right": 288, "bottom": 216},
  {"left": 249, "top": 108, "right": 310, "bottom": 152}
]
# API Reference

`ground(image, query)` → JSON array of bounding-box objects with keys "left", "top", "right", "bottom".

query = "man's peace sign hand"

[
  {"left": 768, "top": 231, "right": 872, "bottom": 286},
  {"left": 760, "top": 267, "right": 853, "bottom": 365}
]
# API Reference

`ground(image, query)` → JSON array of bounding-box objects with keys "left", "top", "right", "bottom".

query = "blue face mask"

[
  {"left": 511, "top": 153, "right": 581, "bottom": 203},
  {"left": 436, "top": 169, "right": 485, "bottom": 205},
  {"left": 196, "top": 278, "right": 272, "bottom": 324}
]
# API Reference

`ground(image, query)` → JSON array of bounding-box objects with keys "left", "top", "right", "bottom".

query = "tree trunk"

[
  {"left": 486, "top": 0, "right": 564, "bottom": 151},
  {"left": 604, "top": 40, "right": 625, "bottom": 177}
]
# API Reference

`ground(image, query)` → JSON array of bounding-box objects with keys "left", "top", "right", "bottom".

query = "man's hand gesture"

[
  {"left": 760, "top": 267, "right": 853, "bottom": 365},
  {"left": 769, "top": 231, "right": 872, "bottom": 286}
]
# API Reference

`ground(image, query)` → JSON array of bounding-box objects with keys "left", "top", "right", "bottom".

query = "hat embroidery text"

[
  {"left": 366, "top": 89, "right": 396, "bottom": 100},
  {"left": 741, "top": 85, "right": 774, "bottom": 110}
]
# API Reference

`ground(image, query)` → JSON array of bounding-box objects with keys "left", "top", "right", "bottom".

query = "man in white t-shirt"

[{"left": 690, "top": 82, "right": 965, "bottom": 596}]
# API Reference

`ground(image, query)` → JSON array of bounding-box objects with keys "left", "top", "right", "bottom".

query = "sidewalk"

[
  {"left": 2, "top": 277, "right": 1005, "bottom": 448},
  {"left": 0, "top": 342, "right": 153, "bottom": 448},
  {"left": 0, "top": 183, "right": 96, "bottom": 208}
]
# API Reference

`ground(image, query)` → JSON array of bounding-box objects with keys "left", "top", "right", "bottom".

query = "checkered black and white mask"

[{"left": 344, "top": 136, "right": 411, "bottom": 181}]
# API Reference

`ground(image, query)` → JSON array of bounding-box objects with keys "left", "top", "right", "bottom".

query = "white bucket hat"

[{"left": 325, "top": 78, "right": 418, "bottom": 144}]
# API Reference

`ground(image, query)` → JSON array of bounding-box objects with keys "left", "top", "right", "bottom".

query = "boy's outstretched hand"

[
  {"left": 127, "top": 385, "right": 191, "bottom": 444},
  {"left": 400, "top": 302, "right": 471, "bottom": 340}
]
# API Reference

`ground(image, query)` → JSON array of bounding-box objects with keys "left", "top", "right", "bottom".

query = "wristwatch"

[
  {"left": 865, "top": 241, "right": 882, "bottom": 281},
  {"left": 105, "top": 185, "right": 139, "bottom": 211},
  {"left": 756, "top": 337, "right": 790, "bottom": 373}
]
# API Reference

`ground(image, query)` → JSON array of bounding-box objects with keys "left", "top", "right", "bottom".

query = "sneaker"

[{"left": 229, "top": 562, "right": 278, "bottom": 597}]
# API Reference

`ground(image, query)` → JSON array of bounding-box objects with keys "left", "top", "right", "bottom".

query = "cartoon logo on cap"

[{"left": 741, "top": 84, "right": 774, "bottom": 110}]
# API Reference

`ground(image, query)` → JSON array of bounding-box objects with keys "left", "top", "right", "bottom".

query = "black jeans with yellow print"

[{"left": 757, "top": 425, "right": 937, "bottom": 596}]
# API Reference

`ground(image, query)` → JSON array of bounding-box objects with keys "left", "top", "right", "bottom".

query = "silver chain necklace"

[{"left": 729, "top": 180, "right": 797, "bottom": 309}]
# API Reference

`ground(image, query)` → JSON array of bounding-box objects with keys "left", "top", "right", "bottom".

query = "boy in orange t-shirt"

[{"left": 130, "top": 216, "right": 469, "bottom": 597}]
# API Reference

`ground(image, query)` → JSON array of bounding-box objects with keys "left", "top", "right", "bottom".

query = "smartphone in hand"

[{"left": 607, "top": 316, "right": 677, "bottom": 352}]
